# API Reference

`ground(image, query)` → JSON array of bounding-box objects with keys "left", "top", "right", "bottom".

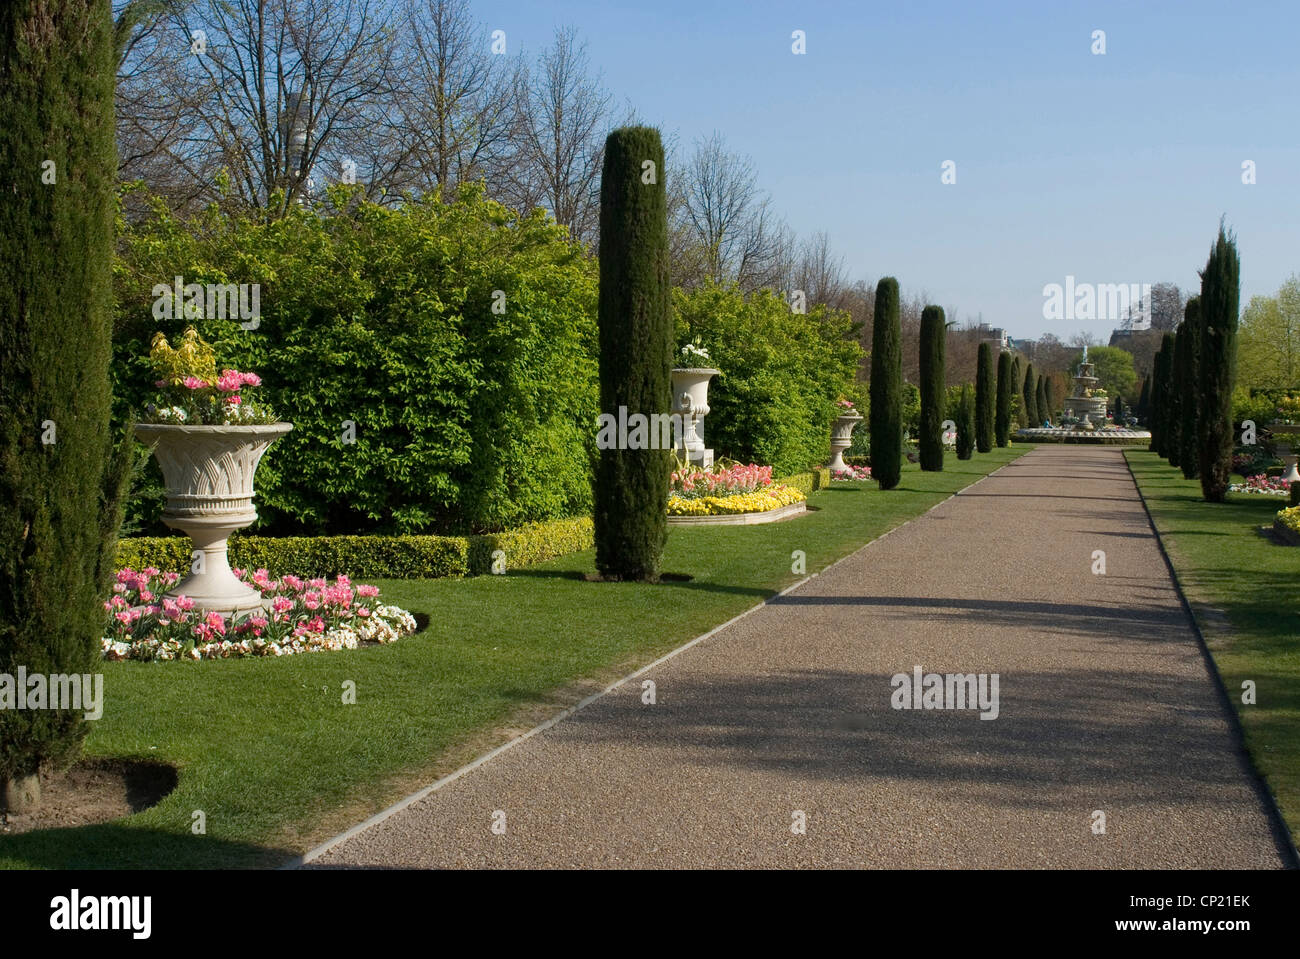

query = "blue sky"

[{"left": 477, "top": 0, "right": 1299, "bottom": 340}]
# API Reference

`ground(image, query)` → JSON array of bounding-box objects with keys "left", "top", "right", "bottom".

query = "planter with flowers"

[
  {"left": 133, "top": 328, "right": 291, "bottom": 614},
  {"left": 829, "top": 399, "right": 863, "bottom": 473},
  {"left": 671, "top": 343, "right": 721, "bottom": 467}
]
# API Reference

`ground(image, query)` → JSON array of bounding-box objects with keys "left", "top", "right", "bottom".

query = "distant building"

[{"left": 975, "top": 323, "right": 1009, "bottom": 352}]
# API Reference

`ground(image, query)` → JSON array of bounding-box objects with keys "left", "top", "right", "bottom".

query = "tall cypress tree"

[
  {"left": 956, "top": 383, "right": 975, "bottom": 460},
  {"left": 975, "top": 342, "right": 995, "bottom": 452},
  {"left": 1010, "top": 355, "right": 1024, "bottom": 428},
  {"left": 1197, "top": 224, "right": 1240, "bottom": 502},
  {"left": 918, "top": 305, "right": 946, "bottom": 471},
  {"left": 870, "top": 277, "right": 903, "bottom": 489},
  {"left": 1179, "top": 297, "right": 1202, "bottom": 480},
  {"left": 1151, "top": 335, "right": 1175, "bottom": 456},
  {"left": 1168, "top": 329, "right": 1185, "bottom": 468},
  {"left": 1, "top": 0, "right": 129, "bottom": 811},
  {"left": 995, "top": 351, "right": 1013, "bottom": 447},
  {"left": 593, "top": 126, "right": 672, "bottom": 580},
  {"left": 1036, "top": 375, "right": 1049, "bottom": 426},
  {"left": 1022, "top": 363, "right": 1038, "bottom": 427},
  {"left": 1137, "top": 376, "right": 1150, "bottom": 423}
]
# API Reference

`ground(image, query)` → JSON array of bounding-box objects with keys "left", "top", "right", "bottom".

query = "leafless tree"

[
  {"left": 115, "top": 0, "right": 399, "bottom": 217},
  {"left": 792, "top": 231, "right": 848, "bottom": 309},
  {"left": 678, "top": 132, "right": 794, "bottom": 292},
  {"left": 504, "top": 27, "right": 611, "bottom": 244},
  {"left": 390, "top": 0, "right": 519, "bottom": 200}
]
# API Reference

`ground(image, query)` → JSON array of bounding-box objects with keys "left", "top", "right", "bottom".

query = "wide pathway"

[{"left": 310, "top": 446, "right": 1290, "bottom": 868}]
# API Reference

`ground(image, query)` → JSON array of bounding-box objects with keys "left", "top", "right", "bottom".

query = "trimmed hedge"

[
  {"left": 115, "top": 517, "right": 594, "bottom": 580},
  {"left": 775, "top": 472, "right": 817, "bottom": 497}
]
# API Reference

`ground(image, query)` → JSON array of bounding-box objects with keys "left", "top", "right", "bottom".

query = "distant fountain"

[
  {"left": 1062, "top": 348, "right": 1108, "bottom": 428},
  {"left": 1014, "top": 345, "right": 1150, "bottom": 443}
]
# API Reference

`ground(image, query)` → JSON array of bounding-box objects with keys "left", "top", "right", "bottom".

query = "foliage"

[
  {"left": 0, "top": 0, "right": 132, "bottom": 797},
  {"left": 1237, "top": 275, "right": 1300, "bottom": 392},
  {"left": 918, "top": 306, "right": 946, "bottom": 471},
  {"left": 975, "top": 342, "right": 995, "bottom": 452},
  {"left": 115, "top": 517, "right": 595, "bottom": 581},
  {"left": 956, "top": 383, "right": 976, "bottom": 460},
  {"left": 1197, "top": 223, "right": 1241, "bottom": 502},
  {"left": 1178, "top": 298, "right": 1202, "bottom": 479},
  {"left": 1036, "top": 375, "right": 1050, "bottom": 427},
  {"left": 594, "top": 126, "right": 672, "bottom": 579},
  {"left": 995, "top": 351, "right": 1013, "bottom": 447},
  {"left": 673, "top": 283, "right": 861, "bottom": 477},
  {"left": 113, "top": 182, "right": 599, "bottom": 536},
  {"left": 870, "top": 278, "right": 903, "bottom": 489}
]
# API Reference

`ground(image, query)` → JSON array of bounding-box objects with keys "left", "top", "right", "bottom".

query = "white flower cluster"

[
  {"left": 223, "top": 402, "right": 264, "bottom": 423},
  {"left": 679, "top": 343, "right": 711, "bottom": 366},
  {"left": 155, "top": 406, "right": 189, "bottom": 422}
]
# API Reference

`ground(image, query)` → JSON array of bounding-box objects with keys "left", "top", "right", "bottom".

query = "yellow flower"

[{"left": 667, "top": 484, "right": 805, "bottom": 516}]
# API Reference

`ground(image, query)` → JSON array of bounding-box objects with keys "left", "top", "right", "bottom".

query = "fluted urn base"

[{"left": 135, "top": 422, "right": 292, "bottom": 616}]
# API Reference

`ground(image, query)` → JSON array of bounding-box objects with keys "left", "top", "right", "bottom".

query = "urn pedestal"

[
  {"left": 671, "top": 368, "right": 720, "bottom": 468},
  {"left": 134, "top": 423, "right": 292, "bottom": 615},
  {"left": 1273, "top": 424, "right": 1300, "bottom": 484},
  {"left": 829, "top": 413, "right": 863, "bottom": 472}
]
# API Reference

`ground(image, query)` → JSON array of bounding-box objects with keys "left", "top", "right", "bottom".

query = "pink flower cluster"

[
  {"left": 1229, "top": 473, "right": 1291, "bottom": 496},
  {"left": 831, "top": 464, "right": 872, "bottom": 481},
  {"left": 101, "top": 567, "right": 410, "bottom": 662},
  {"left": 670, "top": 462, "right": 774, "bottom": 499}
]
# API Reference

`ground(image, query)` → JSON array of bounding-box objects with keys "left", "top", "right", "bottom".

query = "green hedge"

[
  {"left": 113, "top": 183, "right": 599, "bottom": 537},
  {"left": 776, "top": 472, "right": 817, "bottom": 497},
  {"left": 115, "top": 517, "right": 594, "bottom": 580}
]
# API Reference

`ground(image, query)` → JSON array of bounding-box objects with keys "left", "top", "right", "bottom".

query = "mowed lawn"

[
  {"left": 1126, "top": 450, "right": 1300, "bottom": 843},
  {"left": 0, "top": 447, "right": 1028, "bottom": 869}
]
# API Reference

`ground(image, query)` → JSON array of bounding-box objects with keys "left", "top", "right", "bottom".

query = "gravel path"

[{"left": 309, "top": 446, "right": 1289, "bottom": 869}]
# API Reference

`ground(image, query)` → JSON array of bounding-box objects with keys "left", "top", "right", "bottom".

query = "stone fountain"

[{"left": 1062, "top": 347, "right": 1108, "bottom": 428}]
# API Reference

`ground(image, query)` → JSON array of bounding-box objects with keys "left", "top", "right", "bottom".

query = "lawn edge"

[
  {"left": 289, "top": 449, "right": 1031, "bottom": 868},
  {"left": 1122, "top": 449, "right": 1300, "bottom": 868}
]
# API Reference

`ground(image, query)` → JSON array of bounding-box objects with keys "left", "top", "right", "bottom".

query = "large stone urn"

[
  {"left": 134, "top": 423, "right": 292, "bottom": 614},
  {"left": 829, "top": 412, "right": 863, "bottom": 472},
  {"left": 1273, "top": 423, "right": 1300, "bottom": 484},
  {"left": 670, "top": 367, "right": 720, "bottom": 467}
]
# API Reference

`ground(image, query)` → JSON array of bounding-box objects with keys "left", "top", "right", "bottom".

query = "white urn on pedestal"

[
  {"left": 670, "top": 367, "right": 720, "bottom": 468},
  {"left": 134, "top": 422, "right": 292, "bottom": 615},
  {"left": 829, "top": 412, "right": 863, "bottom": 472}
]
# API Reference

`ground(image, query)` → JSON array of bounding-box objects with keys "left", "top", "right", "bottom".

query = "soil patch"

[{"left": 1, "top": 759, "right": 178, "bottom": 835}]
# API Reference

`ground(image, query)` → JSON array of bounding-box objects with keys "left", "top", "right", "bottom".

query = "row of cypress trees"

[
  {"left": 1145, "top": 224, "right": 1240, "bottom": 502},
  {"left": 871, "top": 283, "right": 1044, "bottom": 485}
]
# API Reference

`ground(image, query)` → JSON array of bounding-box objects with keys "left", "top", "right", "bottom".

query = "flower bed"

[
  {"left": 667, "top": 460, "right": 806, "bottom": 517},
  {"left": 102, "top": 568, "right": 418, "bottom": 662},
  {"left": 831, "top": 464, "right": 872, "bottom": 481},
  {"left": 1229, "top": 474, "right": 1291, "bottom": 496},
  {"left": 667, "top": 484, "right": 805, "bottom": 517}
]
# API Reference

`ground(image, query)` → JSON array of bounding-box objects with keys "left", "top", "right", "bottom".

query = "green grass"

[
  {"left": 0, "top": 447, "right": 1027, "bottom": 869},
  {"left": 1126, "top": 450, "right": 1300, "bottom": 844}
]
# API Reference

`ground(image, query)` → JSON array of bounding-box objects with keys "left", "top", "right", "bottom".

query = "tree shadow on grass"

[{"left": 0, "top": 821, "right": 296, "bottom": 870}]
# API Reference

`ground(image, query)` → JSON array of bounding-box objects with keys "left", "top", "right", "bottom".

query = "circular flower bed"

[
  {"left": 667, "top": 460, "right": 806, "bottom": 516},
  {"left": 102, "top": 567, "right": 417, "bottom": 662},
  {"left": 1229, "top": 474, "right": 1291, "bottom": 496},
  {"left": 1276, "top": 504, "right": 1300, "bottom": 534}
]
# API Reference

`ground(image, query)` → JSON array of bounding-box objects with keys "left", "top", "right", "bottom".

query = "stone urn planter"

[
  {"left": 670, "top": 367, "right": 720, "bottom": 466},
  {"left": 1272, "top": 424, "right": 1300, "bottom": 484},
  {"left": 134, "top": 422, "right": 292, "bottom": 614},
  {"left": 829, "top": 412, "right": 863, "bottom": 473}
]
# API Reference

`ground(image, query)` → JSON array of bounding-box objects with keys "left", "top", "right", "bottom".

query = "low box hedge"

[
  {"left": 775, "top": 472, "right": 816, "bottom": 497},
  {"left": 114, "top": 516, "right": 594, "bottom": 580}
]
